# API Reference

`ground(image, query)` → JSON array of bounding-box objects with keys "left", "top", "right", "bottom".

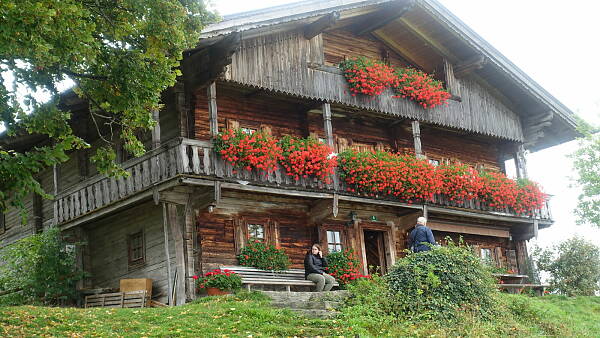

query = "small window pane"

[
  {"left": 326, "top": 230, "right": 342, "bottom": 253},
  {"left": 248, "top": 224, "right": 264, "bottom": 240},
  {"left": 429, "top": 159, "right": 440, "bottom": 166},
  {"left": 241, "top": 127, "right": 256, "bottom": 135},
  {"left": 480, "top": 248, "right": 493, "bottom": 263}
]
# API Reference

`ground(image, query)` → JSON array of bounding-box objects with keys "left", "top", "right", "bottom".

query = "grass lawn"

[{"left": 1, "top": 292, "right": 599, "bottom": 337}]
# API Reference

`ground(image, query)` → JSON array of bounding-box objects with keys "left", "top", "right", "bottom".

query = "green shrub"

[
  {"left": 0, "top": 227, "right": 84, "bottom": 305},
  {"left": 386, "top": 240, "right": 497, "bottom": 320},
  {"left": 196, "top": 269, "right": 242, "bottom": 291},
  {"left": 325, "top": 250, "right": 369, "bottom": 285},
  {"left": 238, "top": 240, "right": 290, "bottom": 271}
]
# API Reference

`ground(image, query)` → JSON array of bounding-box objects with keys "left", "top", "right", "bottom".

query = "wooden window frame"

[
  {"left": 234, "top": 216, "right": 279, "bottom": 254},
  {"left": 326, "top": 229, "right": 343, "bottom": 253},
  {"left": 319, "top": 224, "right": 349, "bottom": 255},
  {"left": 127, "top": 230, "right": 146, "bottom": 269}
]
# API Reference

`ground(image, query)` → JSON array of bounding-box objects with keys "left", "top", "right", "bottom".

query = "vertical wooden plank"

[
  {"left": 178, "top": 143, "right": 188, "bottom": 174},
  {"left": 110, "top": 178, "right": 118, "bottom": 202},
  {"left": 202, "top": 148, "right": 211, "bottom": 175},
  {"left": 95, "top": 182, "right": 104, "bottom": 208},
  {"left": 411, "top": 121, "right": 424, "bottom": 159},
  {"left": 102, "top": 179, "right": 110, "bottom": 204},
  {"left": 208, "top": 82, "right": 218, "bottom": 138},
  {"left": 53, "top": 164, "right": 59, "bottom": 225},
  {"left": 87, "top": 186, "right": 95, "bottom": 211},
  {"left": 159, "top": 151, "right": 168, "bottom": 180},
  {"left": 142, "top": 160, "right": 151, "bottom": 188},
  {"left": 118, "top": 176, "right": 126, "bottom": 199},
  {"left": 322, "top": 103, "right": 334, "bottom": 149},
  {"left": 151, "top": 154, "right": 159, "bottom": 183},
  {"left": 57, "top": 198, "right": 64, "bottom": 223},
  {"left": 126, "top": 168, "right": 134, "bottom": 194},
  {"left": 80, "top": 189, "right": 87, "bottom": 214},
  {"left": 152, "top": 109, "right": 161, "bottom": 149},
  {"left": 192, "top": 146, "right": 201, "bottom": 174},
  {"left": 169, "top": 148, "right": 178, "bottom": 177},
  {"left": 134, "top": 164, "right": 143, "bottom": 191}
]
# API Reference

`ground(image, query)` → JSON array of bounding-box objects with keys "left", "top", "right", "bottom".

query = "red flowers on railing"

[
  {"left": 393, "top": 68, "right": 451, "bottom": 109},
  {"left": 214, "top": 130, "right": 547, "bottom": 215},
  {"left": 338, "top": 149, "right": 547, "bottom": 215},
  {"left": 214, "top": 129, "right": 282, "bottom": 173},
  {"left": 339, "top": 57, "right": 450, "bottom": 109},
  {"left": 338, "top": 149, "right": 441, "bottom": 202},
  {"left": 278, "top": 136, "right": 337, "bottom": 183},
  {"left": 339, "top": 57, "right": 396, "bottom": 96}
]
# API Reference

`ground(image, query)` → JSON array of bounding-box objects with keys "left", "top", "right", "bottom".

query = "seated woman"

[{"left": 304, "top": 244, "right": 336, "bottom": 292}]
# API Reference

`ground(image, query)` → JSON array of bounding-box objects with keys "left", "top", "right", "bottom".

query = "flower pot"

[{"left": 206, "top": 287, "right": 230, "bottom": 296}]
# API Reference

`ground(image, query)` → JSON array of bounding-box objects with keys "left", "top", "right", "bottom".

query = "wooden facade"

[{"left": 1, "top": 0, "right": 577, "bottom": 305}]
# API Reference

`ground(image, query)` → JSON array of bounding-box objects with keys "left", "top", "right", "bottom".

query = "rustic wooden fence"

[{"left": 55, "top": 138, "right": 552, "bottom": 225}]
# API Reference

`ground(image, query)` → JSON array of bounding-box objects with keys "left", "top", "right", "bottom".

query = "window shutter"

[
  {"left": 226, "top": 119, "right": 239, "bottom": 130},
  {"left": 231, "top": 219, "right": 245, "bottom": 255}
]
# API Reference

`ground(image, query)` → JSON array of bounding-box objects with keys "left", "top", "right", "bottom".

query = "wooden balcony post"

[
  {"left": 322, "top": 102, "right": 334, "bottom": 149},
  {"left": 411, "top": 121, "right": 424, "bottom": 159},
  {"left": 514, "top": 144, "right": 528, "bottom": 179},
  {"left": 208, "top": 82, "right": 218, "bottom": 139},
  {"left": 152, "top": 109, "right": 161, "bottom": 149},
  {"left": 53, "top": 164, "right": 59, "bottom": 225}
]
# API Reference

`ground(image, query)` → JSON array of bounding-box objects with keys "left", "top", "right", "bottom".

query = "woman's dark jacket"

[{"left": 304, "top": 253, "right": 328, "bottom": 278}]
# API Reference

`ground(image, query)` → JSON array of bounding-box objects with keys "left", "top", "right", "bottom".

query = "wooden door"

[{"left": 363, "top": 230, "right": 386, "bottom": 275}]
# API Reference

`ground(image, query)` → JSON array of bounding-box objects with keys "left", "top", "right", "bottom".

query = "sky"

[{"left": 210, "top": 0, "right": 600, "bottom": 251}]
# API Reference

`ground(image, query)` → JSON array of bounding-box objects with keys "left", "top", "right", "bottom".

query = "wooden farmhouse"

[{"left": 0, "top": 0, "right": 579, "bottom": 305}]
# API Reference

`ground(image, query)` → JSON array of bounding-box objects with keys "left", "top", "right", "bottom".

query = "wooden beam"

[
  {"left": 304, "top": 11, "right": 340, "bottom": 40},
  {"left": 454, "top": 55, "right": 487, "bottom": 78},
  {"left": 182, "top": 32, "right": 241, "bottom": 90},
  {"left": 514, "top": 144, "right": 528, "bottom": 179},
  {"left": 371, "top": 30, "right": 428, "bottom": 70},
  {"left": 411, "top": 121, "right": 424, "bottom": 159},
  {"left": 443, "top": 58, "right": 461, "bottom": 99},
  {"left": 207, "top": 82, "right": 218, "bottom": 138},
  {"left": 322, "top": 103, "right": 334, "bottom": 149},
  {"left": 398, "top": 17, "right": 457, "bottom": 62},
  {"left": 352, "top": 1, "right": 415, "bottom": 36},
  {"left": 184, "top": 195, "right": 197, "bottom": 301}
]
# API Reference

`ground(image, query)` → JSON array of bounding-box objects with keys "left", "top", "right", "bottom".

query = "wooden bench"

[
  {"left": 497, "top": 283, "right": 549, "bottom": 296},
  {"left": 221, "top": 266, "right": 339, "bottom": 292},
  {"left": 84, "top": 290, "right": 148, "bottom": 308}
]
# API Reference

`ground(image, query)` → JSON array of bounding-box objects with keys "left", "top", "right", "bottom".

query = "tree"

[
  {"left": 534, "top": 236, "right": 600, "bottom": 296},
  {"left": 0, "top": 0, "right": 216, "bottom": 215},
  {"left": 571, "top": 114, "right": 600, "bottom": 227}
]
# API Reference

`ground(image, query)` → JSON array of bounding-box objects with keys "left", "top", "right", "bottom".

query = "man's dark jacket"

[
  {"left": 408, "top": 225, "right": 436, "bottom": 252},
  {"left": 304, "top": 253, "right": 328, "bottom": 277}
]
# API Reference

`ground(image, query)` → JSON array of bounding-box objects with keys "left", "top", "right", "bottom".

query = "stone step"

[
  {"left": 288, "top": 308, "right": 340, "bottom": 319},
  {"left": 270, "top": 300, "right": 342, "bottom": 310}
]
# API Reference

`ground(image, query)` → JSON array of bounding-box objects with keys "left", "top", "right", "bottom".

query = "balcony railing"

[{"left": 55, "top": 138, "right": 552, "bottom": 224}]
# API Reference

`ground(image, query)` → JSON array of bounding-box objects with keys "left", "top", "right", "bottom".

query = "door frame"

[{"left": 359, "top": 222, "right": 395, "bottom": 275}]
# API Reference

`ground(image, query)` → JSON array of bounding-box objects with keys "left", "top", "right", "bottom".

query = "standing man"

[{"left": 408, "top": 217, "right": 436, "bottom": 253}]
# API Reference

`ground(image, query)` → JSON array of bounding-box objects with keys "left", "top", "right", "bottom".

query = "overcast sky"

[{"left": 210, "top": 0, "right": 600, "bottom": 250}]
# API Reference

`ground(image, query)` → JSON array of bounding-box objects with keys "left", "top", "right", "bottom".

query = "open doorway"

[{"left": 363, "top": 230, "right": 386, "bottom": 275}]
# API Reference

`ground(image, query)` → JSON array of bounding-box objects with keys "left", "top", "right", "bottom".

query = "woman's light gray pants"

[{"left": 307, "top": 273, "right": 336, "bottom": 292}]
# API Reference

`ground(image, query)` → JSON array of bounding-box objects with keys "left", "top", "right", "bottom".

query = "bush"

[
  {"left": 534, "top": 236, "right": 600, "bottom": 296},
  {"left": 238, "top": 240, "right": 290, "bottom": 271},
  {"left": 325, "top": 249, "right": 369, "bottom": 285},
  {"left": 386, "top": 240, "right": 497, "bottom": 320},
  {"left": 0, "top": 227, "right": 84, "bottom": 305},
  {"left": 195, "top": 269, "right": 242, "bottom": 291}
]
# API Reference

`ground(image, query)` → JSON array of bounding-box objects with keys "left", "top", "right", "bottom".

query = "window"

[
  {"left": 241, "top": 127, "right": 257, "bottom": 135},
  {"left": 247, "top": 224, "right": 265, "bottom": 241},
  {"left": 327, "top": 230, "right": 343, "bottom": 253},
  {"left": 128, "top": 231, "right": 145, "bottom": 268},
  {"left": 480, "top": 248, "right": 493, "bottom": 264},
  {"left": 428, "top": 159, "right": 440, "bottom": 166}
]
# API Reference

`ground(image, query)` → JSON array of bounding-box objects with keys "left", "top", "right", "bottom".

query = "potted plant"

[
  {"left": 238, "top": 240, "right": 290, "bottom": 271},
  {"left": 195, "top": 269, "right": 242, "bottom": 296}
]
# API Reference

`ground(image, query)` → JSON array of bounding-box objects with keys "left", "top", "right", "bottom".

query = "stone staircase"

[{"left": 262, "top": 290, "right": 350, "bottom": 319}]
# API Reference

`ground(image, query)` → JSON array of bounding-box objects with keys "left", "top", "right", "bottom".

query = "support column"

[
  {"left": 52, "top": 164, "right": 59, "bottom": 225},
  {"left": 514, "top": 144, "right": 528, "bottom": 179},
  {"left": 208, "top": 82, "right": 218, "bottom": 139},
  {"left": 322, "top": 103, "right": 334, "bottom": 149},
  {"left": 152, "top": 109, "right": 161, "bottom": 149},
  {"left": 167, "top": 203, "right": 187, "bottom": 306},
  {"left": 162, "top": 203, "right": 174, "bottom": 306},
  {"left": 411, "top": 121, "right": 424, "bottom": 159},
  {"left": 514, "top": 240, "right": 529, "bottom": 276},
  {"left": 184, "top": 195, "right": 197, "bottom": 301}
]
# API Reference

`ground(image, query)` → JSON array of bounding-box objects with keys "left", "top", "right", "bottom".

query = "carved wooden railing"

[{"left": 55, "top": 138, "right": 552, "bottom": 224}]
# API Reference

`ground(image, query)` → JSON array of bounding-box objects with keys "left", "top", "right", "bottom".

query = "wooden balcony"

[{"left": 55, "top": 138, "right": 552, "bottom": 225}]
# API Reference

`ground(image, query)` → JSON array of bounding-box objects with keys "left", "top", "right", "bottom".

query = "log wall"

[{"left": 86, "top": 201, "right": 174, "bottom": 304}]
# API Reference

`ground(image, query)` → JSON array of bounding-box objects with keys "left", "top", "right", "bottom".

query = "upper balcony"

[{"left": 55, "top": 138, "right": 552, "bottom": 227}]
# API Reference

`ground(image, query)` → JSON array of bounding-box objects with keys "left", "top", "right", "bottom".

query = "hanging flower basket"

[
  {"left": 339, "top": 57, "right": 396, "bottom": 96},
  {"left": 278, "top": 135, "right": 337, "bottom": 183},
  {"left": 393, "top": 67, "right": 451, "bottom": 109}
]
